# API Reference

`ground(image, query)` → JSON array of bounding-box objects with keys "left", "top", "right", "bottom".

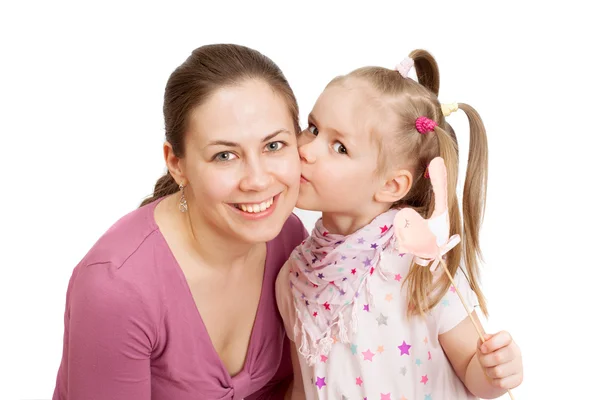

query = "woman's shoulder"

[
  {"left": 66, "top": 201, "right": 165, "bottom": 322},
  {"left": 263, "top": 213, "right": 308, "bottom": 277},
  {"left": 81, "top": 200, "right": 162, "bottom": 269},
  {"left": 271, "top": 212, "right": 308, "bottom": 255}
]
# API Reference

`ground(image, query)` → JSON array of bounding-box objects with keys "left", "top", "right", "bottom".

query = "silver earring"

[{"left": 178, "top": 183, "right": 188, "bottom": 213}]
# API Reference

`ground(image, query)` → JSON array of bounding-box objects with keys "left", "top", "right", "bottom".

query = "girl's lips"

[{"left": 300, "top": 175, "right": 309, "bottom": 183}]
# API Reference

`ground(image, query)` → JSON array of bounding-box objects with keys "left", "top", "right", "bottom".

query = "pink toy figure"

[{"left": 394, "top": 157, "right": 515, "bottom": 400}]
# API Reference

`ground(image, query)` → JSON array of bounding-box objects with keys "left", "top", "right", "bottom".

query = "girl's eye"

[
  {"left": 308, "top": 124, "right": 319, "bottom": 136},
  {"left": 266, "top": 141, "right": 285, "bottom": 152},
  {"left": 333, "top": 142, "right": 347, "bottom": 155},
  {"left": 214, "top": 152, "right": 237, "bottom": 162}
]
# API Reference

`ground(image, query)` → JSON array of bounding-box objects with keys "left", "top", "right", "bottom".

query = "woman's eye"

[
  {"left": 214, "top": 152, "right": 236, "bottom": 162},
  {"left": 308, "top": 124, "right": 319, "bottom": 136},
  {"left": 266, "top": 141, "right": 285, "bottom": 152},
  {"left": 333, "top": 142, "right": 347, "bottom": 154}
]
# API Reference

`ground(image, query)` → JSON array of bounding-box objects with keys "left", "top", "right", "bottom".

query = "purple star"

[
  {"left": 370, "top": 243, "right": 378, "bottom": 249},
  {"left": 335, "top": 240, "right": 343, "bottom": 245},
  {"left": 342, "top": 277, "right": 348, "bottom": 281},
  {"left": 312, "top": 257, "right": 318, "bottom": 264},
  {"left": 315, "top": 376, "right": 326, "bottom": 389},
  {"left": 362, "top": 258, "right": 372, "bottom": 267},
  {"left": 357, "top": 238, "right": 365, "bottom": 244},
  {"left": 398, "top": 340, "right": 411, "bottom": 356},
  {"left": 339, "top": 289, "right": 346, "bottom": 295},
  {"left": 341, "top": 255, "right": 347, "bottom": 260},
  {"left": 363, "top": 304, "right": 370, "bottom": 312},
  {"left": 317, "top": 273, "right": 324, "bottom": 279}
]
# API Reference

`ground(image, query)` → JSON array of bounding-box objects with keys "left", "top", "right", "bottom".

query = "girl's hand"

[{"left": 478, "top": 331, "right": 523, "bottom": 391}]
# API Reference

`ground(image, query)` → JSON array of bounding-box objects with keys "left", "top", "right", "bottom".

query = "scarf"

[{"left": 288, "top": 209, "right": 400, "bottom": 365}]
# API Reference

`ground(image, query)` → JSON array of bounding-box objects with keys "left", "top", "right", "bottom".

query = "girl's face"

[{"left": 297, "top": 81, "right": 393, "bottom": 220}]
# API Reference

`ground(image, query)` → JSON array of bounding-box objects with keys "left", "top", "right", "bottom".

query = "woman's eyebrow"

[{"left": 205, "top": 129, "right": 291, "bottom": 148}]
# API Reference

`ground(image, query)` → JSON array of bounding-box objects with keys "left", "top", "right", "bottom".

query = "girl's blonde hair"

[{"left": 329, "top": 49, "right": 488, "bottom": 317}]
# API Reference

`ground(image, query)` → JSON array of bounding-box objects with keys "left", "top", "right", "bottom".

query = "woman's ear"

[{"left": 164, "top": 141, "right": 186, "bottom": 185}]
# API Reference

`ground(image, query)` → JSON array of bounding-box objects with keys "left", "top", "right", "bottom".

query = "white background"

[{"left": 1, "top": 1, "right": 598, "bottom": 399}]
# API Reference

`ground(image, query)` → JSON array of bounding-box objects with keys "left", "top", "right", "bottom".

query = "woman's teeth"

[{"left": 236, "top": 197, "right": 274, "bottom": 213}]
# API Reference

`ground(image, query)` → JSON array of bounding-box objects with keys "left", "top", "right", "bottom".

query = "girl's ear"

[{"left": 374, "top": 169, "right": 412, "bottom": 203}]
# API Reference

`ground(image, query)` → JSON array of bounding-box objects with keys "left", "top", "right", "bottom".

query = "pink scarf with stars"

[{"left": 288, "top": 208, "right": 399, "bottom": 365}]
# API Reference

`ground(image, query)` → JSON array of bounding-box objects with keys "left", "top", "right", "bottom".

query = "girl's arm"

[
  {"left": 285, "top": 342, "right": 307, "bottom": 400},
  {"left": 439, "top": 311, "right": 523, "bottom": 399},
  {"left": 276, "top": 262, "right": 306, "bottom": 400}
]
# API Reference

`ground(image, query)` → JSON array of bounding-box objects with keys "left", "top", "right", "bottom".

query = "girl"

[{"left": 276, "top": 50, "right": 523, "bottom": 399}]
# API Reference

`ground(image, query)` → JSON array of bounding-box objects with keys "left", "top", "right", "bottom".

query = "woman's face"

[{"left": 174, "top": 79, "right": 301, "bottom": 245}]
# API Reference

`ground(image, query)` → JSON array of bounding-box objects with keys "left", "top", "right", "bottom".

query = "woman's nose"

[{"left": 239, "top": 159, "right": 273, "bottom": 192}]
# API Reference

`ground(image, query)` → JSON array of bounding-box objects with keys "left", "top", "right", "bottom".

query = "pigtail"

[
  {"left": 458, "top": 103, "right": 489, "bottom": 317},
  {"left": 414, "top": 127, "right": 465, "bottom": 314},
  {"left": 409, "top": 49, "right": 440, "bottom": 97}
]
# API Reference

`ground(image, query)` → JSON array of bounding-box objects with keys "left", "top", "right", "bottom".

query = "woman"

[{"left": 52, "top": 44, "right": 307, "bottom": 400}]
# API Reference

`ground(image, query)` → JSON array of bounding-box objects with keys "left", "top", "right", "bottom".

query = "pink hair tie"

[
  {"left": 395, "top": 57, "right": 414, "bottom": 78},
  {"left": 415, "top": 116, "right": 437, "bottom": 134}
]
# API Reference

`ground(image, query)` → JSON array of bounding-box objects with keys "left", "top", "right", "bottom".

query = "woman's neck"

[{"left": 166, "top": 194, "right": 264, "bottom": 270}]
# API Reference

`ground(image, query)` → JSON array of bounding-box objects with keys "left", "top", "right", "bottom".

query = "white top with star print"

[{"left": 276, "top": 247, "right": 479, "bottom": 400}]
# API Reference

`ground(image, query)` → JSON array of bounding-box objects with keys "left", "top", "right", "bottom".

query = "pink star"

[
  {"left": 356, "top": 376, "right": 363, "bottom": 386},
  {"left": 323, "top": 302, "right": 331, "bottom": 310},
  {"left": 351, "top": 268, "right": 357, "bottom": 275},
  {"left": 380, "top": 394, "right": 391, "bottom": 400},
  {"left": 450, "top": 285, "right": 456, "bottom": 293},
  {"left": 394, "top": 274, "right": 402, "bottom": 281},
  {"left": 380, "top": 225, "right": 389, "bottom": 234},
  {"left": 363, "top": 304, "right": 370, "bottom": 312},
  {"left": 362, "top": 349, "right": 375, "bottom": 361},
  {"left": 428, "top": 351, "right": 432, "bottom": 360},
  {"left": 398, "top": 340, "right": 411, "bottom": 356},
  {"left": 320, "top": 355, "right": 328, "bottom": 362},
  {"left": 421, "top": 374, "right": 429, "bottom": 385},
  {"left": 315, "top": 376, "right": 326, "bottom": 389}
]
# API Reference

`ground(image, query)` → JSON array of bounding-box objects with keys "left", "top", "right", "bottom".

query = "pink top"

[{"left": 52, "top": 199, "right": 307, "bottom": 400}]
